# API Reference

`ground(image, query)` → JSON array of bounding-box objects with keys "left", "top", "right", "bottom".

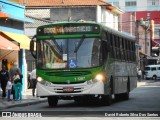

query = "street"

[{"left": 2, "top": 80, "right": 160, "bottom": 118}]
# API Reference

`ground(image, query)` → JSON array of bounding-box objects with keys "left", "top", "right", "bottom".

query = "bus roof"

[
  {"left": 101, "top": 24, "right": 135, "bottom": 41},
  {"left": 37, "top": 21, "right": 135, "bottom": 41},
  {"left": 37, "top": 21, "right": 98, "bottom": 28}
]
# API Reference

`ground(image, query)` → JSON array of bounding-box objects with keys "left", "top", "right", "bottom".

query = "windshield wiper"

[
  {"left": 52, "top": 38, "right": 63, "bottom": 53},
  {"left": 74, "top": 35, "right": 85, "bottom": 53}
]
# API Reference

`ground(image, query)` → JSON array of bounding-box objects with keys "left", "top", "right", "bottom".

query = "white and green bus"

[{"left": 30, "top": 21, "right": 137, "bottom": 107}]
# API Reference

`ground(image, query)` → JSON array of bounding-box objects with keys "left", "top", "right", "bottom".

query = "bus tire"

[
  {"left": 115, "top": 79, "right": 130, "bottom": 101},
  {"left": 102, "top": 89, "right": 112, "bottom": 106},
  {"left": 152, "top": 75, "right": 157, "bottom": 80},
  {"left": 122, "top": 89, "right": 129, "bottom": 100},
  {"left": 122, "top": 79, "right": 130, "bottom": 100},
  {"left": 48, "top": 96, "right": 58, "bottom": 107},
  {"left": 110, "top": 76, "right": 114, "bottom": 94}
]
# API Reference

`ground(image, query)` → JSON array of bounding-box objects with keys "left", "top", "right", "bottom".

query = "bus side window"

[
  {"left": 110, "top": 34, "right": 114, "bottom": 58},
  {"left": 121, "top": 38, "right": 125, "bottom": 60},
  {"left": 125, "top": 39, "right": 128, "bottom": 61},
  {"left": 112, "top": 35, "right": 116, "bottom": 58},
  {"left": 116, "top": 36, "right": 120, "bottom": 59},
  {"left": 127, "top": 40, "right": 130, "bottom": 61},
  {"left": 101, "top": 41, "right": 108, "bottom": 62},
  {"left": 132, "top": 41, "right": 136, "bottom": 61}
]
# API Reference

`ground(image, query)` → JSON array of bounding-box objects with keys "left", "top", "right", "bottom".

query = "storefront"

[
  {"left": 0, "top": 0, "right": 33, "bottom": 92},
  {"left": 0, "top": 31, "right": 31, "bottom": 91}
]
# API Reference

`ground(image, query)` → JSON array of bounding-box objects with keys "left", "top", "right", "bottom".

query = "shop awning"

[
  {"left": 1, "top": 31, "right": 31, "bottom": 50},
  {"left": 0, "top": 12, "right": 9, "bottom": 18},
  {"left": 152, "top": 40, "right": 160, "bottom": 47},
  {"left": 9, "top": 14, "right": 34, "bottom": 23},
  {"left": 0, "top": 35, "right": 19, "bottom": 50}
]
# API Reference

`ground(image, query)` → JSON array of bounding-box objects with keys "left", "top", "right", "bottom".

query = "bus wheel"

[
  {"left": 152, "top": 75, "right": 157, "bottom": 80},
  {"left": 122, "top": 80, "right": 130, "bottom": 100},
  {"left": 122, "top": 89, "right": 129, "bottom": 100},
  {"left": 48, "top": 96, "right": 58, "bottom": 107},
  {"left": 101, "top": 90, "right": 112, "bottom": 106},
  {"left": 115, "top": 80, "right": 130, "bottom": 101},
  {"left": 115, "top": 90, "right": 129, "bottom": 101}
]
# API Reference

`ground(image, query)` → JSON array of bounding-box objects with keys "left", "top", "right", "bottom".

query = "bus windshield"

[{"left": 37, "top": 38, "right": 102, "bottom": 69}]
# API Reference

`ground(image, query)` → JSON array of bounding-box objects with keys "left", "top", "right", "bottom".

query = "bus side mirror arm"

[
  {"left": 101, "top": 39, "right": 110, "bottom": 52},
  {"left": 106, "top": 41, "right": 110, "bottom": 52},
  {"left": 30, "top": 35, "right": 36, "bottom": 58}
]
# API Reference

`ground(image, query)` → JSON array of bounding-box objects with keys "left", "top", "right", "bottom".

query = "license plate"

[{"left": 63, "top": 87, "right": 74, "bottom": 92}]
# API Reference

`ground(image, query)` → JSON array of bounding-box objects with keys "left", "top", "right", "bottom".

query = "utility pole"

[
  {"left": 135, "top": 20, "right": 140, "bottom": 67},
  {"left": 145, "top": 13, "right": 151, "bottom": 56},
  {"left": 147, "top": 13, "right": 151, "bottom": 56}
]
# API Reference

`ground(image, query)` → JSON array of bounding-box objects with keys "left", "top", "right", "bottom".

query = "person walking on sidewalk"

[
  {"left": 9, "top": 62, "right": 21, "bottom": 100},
  {"left": 13, "top": 70, "right": 22, "bottom": 101},
  {"left": 30, "top": 69, "right": 37, "bottom": 97},
  {"left": 0, "top": 65, "right": 9, "bottom": 99},
  {"left": 138, "top": 69, "right": 142, "bottom": 81},
  {"left": 6, "top": 80, "right": 12, "bottom": 101}
]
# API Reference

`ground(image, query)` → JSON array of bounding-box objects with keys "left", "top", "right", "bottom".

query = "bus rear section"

[{"left": 145, "top": 65, "right": 160, "bottom": 80}]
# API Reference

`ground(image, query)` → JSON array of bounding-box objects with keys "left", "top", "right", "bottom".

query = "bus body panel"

[
  {"left": 30, "top": 22, "right": 137, "bottom": 106},
  {"left": 109, "top": 61, "right": 137, "bottom": 95}
]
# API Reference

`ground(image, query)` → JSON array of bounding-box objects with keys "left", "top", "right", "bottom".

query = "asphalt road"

[{"left": 1, "top": 80, "right": 160, "bottom": 119}]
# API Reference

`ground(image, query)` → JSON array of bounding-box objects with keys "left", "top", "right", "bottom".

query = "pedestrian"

[
  {"left": 0, "top": 65, "right": 9, "bottom": 99},
  {"left": 13, "top": 70, "right": 22, "bottom": 101},
  {"left": 9, "top": 62, "right": 22, "bottom": 100},
  {"left": 30, "top": 69, "right": 37, "bottom": 96},
  {"left": 6, "top": 80, "right": 12, "bottom": 101},
  {"left": 138, "top": 69, "right": 142, "bottom": 81}
]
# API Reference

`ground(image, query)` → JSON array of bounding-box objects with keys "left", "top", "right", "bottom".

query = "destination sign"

[{"left": 37, "top": 24, "right": 100, "bottom": 35}]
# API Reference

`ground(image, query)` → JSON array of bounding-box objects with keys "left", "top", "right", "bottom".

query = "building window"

[
  {"left": 109, "top": 2, "right": 119, "bottom": 7},
  {"left": 148, "top": 0, "right": 159, "bottom": 6},
  {"left": 113, "top": 2, "right": 119, "bottom": 7},
  {"left": 125, "top": 1, "right": 137, "bottom": 6},
  {"left": 152, "top": 0, "right": 158, "bottom": 5}
]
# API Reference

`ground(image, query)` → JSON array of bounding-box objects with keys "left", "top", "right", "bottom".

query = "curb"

[
  {"left": 0, "top": 98, "right": 47, "bottom": 110},
  {"left": 137, "top": 81, "right": 146, "bottom": 87}
]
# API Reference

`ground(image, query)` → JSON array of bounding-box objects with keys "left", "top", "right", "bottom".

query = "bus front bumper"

[{"left": 36, "top": 80, "right": 104, "bottom": 97}]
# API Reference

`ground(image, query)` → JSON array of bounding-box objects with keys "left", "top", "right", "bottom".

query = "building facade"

[
  {"left": 107, "top": 0, "right": 159, "bottom": 71},
  {"left": 19, "top": 0, "right": 123, "bottom": 37},
  {"left": 0, "top": 0, "right": 32, "bottom": 91},
  {"left": 107, "top": 0, "right": 160, "bottom": 47},
  {"left": 17, "top": 0, "right": 123, "bottom": 70}
]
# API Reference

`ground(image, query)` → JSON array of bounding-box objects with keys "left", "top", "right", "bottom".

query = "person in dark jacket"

[
  {"left": 0, "top": 65, "right": 9, "bottom": 98},
  {"left": 30, "top": 69, "right": 37, "bottom": 96}
]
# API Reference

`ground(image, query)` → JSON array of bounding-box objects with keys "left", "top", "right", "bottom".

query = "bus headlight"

[
  {"left": 37, "top": 77, "right": 43, "bottom": 82},
  {"left": 87, "top": 74, "right": 105, "bottom": 85},
  {"left": 93, "top": 74, "right": 105, "bottom": 82},
  {"left": 95, "top": 74, "right": 103, "bottom": 81},
  {"left": 37, "top": 76, "right": 52, "bottom": 86}
]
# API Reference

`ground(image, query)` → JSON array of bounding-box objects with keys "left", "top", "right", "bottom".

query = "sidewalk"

[
  {"left": 0, "top": 89, "right": 47, "bottom": 110},
  {"left": 137, "top": 80, "right": 147, "bottom": 87}
]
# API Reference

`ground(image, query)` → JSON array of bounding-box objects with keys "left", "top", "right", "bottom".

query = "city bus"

[{"left": 30, "top": 21, "right": 137, "bottom": 107}]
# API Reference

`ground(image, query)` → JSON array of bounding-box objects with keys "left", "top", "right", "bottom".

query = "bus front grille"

[
  {"left": 45, "top": 71, "right": 91, "bottom": 77},
  {"left": 52, "top": 81, "right": 85, "bottom": 84}
]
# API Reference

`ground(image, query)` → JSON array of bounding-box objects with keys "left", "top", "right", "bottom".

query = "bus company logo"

[
  {"left": 2, "top": 112, "right": 11, "bottom": 117},
  {"left": 66, "top": 80, "right": 70, "bottom": 84}
]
